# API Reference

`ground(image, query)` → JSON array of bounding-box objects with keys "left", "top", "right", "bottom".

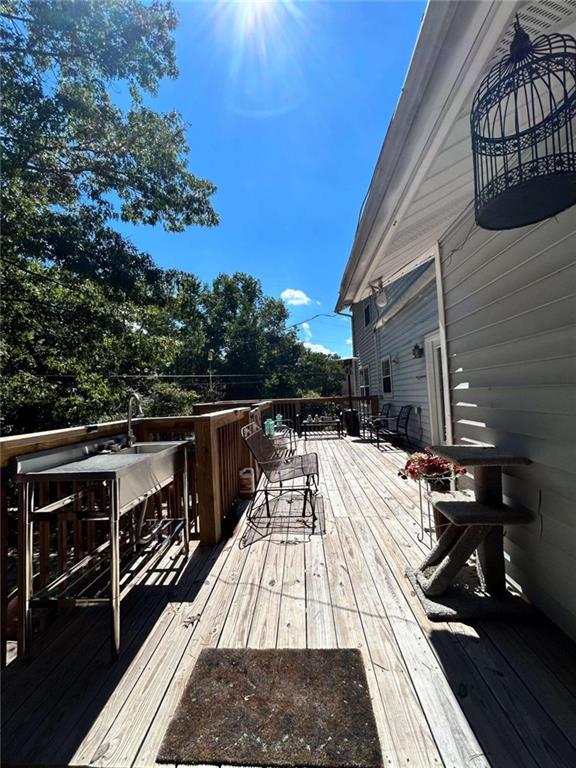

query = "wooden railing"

[
  {"left": 195, "top": 395, "right": 379, "bottom": 429},
  {"left": 192, "top": 408, "right": 251, "bottom": 546}
]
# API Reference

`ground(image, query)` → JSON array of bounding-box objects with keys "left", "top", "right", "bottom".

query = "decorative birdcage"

[{"left": 471, "top": 16, "right": 576, "bottom": 230}]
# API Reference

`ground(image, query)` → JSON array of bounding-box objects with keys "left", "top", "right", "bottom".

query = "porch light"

[
  {"left": 412, "top": 344, "right": 424, "bottom": 359},
  {"left": 471, "top": 16, "right": 576, "bottom": 230},
  {"left": 370, "top": 279, "right": 388, "bottom": 308}
]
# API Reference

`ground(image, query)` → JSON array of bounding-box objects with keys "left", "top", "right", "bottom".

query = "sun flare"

[{"left": 210, "top": 0, "right": 308, "bottom": 117}]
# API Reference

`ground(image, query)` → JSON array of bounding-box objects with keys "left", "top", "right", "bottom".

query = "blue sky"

[{"left": 115, "top": 0, "right": 426, "bottom": 356}]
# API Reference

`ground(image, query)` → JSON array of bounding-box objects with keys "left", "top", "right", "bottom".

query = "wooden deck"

[{"left": 3, "top": 436, "right": 576, "bottom": 768}]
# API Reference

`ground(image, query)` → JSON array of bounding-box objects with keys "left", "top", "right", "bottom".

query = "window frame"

[
  {"left": 381, "top": 354, "right": 393, "bottom": 398},
  {"left": 359, "top": 365, "right": 370, "bottom": 396}
]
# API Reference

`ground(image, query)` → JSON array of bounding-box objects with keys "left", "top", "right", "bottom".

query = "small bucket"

[{"left": 239, "top": 467, "right": 255, "bottom": 498}]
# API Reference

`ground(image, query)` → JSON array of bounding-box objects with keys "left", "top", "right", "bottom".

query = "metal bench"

[{"left": 241, "top": 422, "right": 319, "bottom": 522}]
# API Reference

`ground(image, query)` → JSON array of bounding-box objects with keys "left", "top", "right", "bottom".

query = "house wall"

[
  {"left": 439, "top": 206, "right": 576, "bottom": 639},
  {"left": 351, "top": 264, "right": 439, "bottom": 446}
]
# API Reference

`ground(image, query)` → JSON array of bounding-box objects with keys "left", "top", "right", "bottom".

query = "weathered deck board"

[{"left": 2, "top": 436, "right": 576, "bottom": 768}]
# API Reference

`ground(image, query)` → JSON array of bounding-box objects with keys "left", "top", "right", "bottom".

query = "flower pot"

[
  {"left": 426, "top": 476, "right": 451, "bottom": 538},
  {"left": 426, "top": 477, "right": 451, "bottom": 493}
]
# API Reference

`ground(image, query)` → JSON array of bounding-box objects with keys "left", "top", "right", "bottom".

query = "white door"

[{"left": 425, "top": 332, "right": 447, "bottom": 444}]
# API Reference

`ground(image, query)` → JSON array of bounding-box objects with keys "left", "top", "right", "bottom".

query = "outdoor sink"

[
  {"left": 118, "top": 443, "right": 174, "bottom": 455},
  {"left": 16, "top": 437, "right": 191, "bottom": 660},
  {"left": 17, "top": 439, "right": 188, "bottom": 512}
]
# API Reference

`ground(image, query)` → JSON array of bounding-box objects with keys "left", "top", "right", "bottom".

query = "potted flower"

[
  {"left": 398, "top": 448, "right": 466, "bottom": 491},
  {"left": 399, "top": 449, "right": 466, "bottom": 538}
]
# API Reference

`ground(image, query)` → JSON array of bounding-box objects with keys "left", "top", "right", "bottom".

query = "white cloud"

[
  {"left": 345, "top": 337, "right": 352, "bottom": 345},
  {"left": 304, "top": 342, "right": 333, "bottom": 355},
  {"left": 281, "top": 288, "right": 312, "bottom": 306},
  {"left": 301, "top": 321, "right": 312, "bottom": 340}
]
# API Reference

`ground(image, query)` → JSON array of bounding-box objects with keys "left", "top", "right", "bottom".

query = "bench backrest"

[{"left": 241, "top": 422, "right": 278, "bottom": 466}]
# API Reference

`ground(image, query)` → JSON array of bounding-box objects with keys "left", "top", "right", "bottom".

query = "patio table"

[
  {"left": 302, "top": 418, "right": 342, "bottom": 440},
  {"left": 418, "top": 446, "right": 531, "bottom": 597}
]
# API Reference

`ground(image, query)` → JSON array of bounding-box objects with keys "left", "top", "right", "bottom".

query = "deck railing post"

[
  {"left": 194, "top": 416, "right": 222, "bottom": 546},
  {"left": 238, "top": 411, "right": 251, "bottom": 471}
]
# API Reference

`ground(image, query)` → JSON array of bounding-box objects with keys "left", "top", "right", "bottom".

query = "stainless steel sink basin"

[
  {"left": 17, "top": 439, "right": 187, "bottom": 511},
  {"left": 119, "top": 443, "right": 173, "bottom": 455}
]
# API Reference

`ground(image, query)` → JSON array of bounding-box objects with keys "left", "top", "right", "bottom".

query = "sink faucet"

[{"left": 127, "top": 392, "right": 144, "bottom": 447}]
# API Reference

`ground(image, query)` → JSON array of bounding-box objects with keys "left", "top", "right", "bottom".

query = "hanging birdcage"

[{"left": 471, "top": 17, "right": 576, "bottom": 230}]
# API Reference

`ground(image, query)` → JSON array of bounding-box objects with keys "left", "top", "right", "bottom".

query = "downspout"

[{"left": 336, "top": 308, "right": 355, "bottom": 394}]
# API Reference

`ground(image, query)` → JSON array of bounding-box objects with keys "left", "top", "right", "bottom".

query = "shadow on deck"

[{"left": 2, "top": 436, "right": 576, "bottom": 768}]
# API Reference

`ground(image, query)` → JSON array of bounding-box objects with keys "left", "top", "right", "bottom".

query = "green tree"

[
  {"left": 0, "top": 257, "right": 182, "bottom": 433},
  {"left": 0, "top": 0, "right": 219, "bottom": 434},
  {"left": 199, "top": 273, "right": 301, "bottom": 400},
  {"left": 1, "top": 0, "right": 218, "bottom": 242},
  {"left": 293, "top": 349, "right": 346, "bottom": 397}
]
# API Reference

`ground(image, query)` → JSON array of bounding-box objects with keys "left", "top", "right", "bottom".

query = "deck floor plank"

[
  {"left": 3, "top": 436, "right": 576, "bottom": 768},
  {"left": 367, "top": 488, "right": 566, "bottom": 768},
  {"left": 70, "top": 542, "right": 225, "bottom": 767},
  {"left": 3, "top": 541, "right": 193, "bottom": 766}
]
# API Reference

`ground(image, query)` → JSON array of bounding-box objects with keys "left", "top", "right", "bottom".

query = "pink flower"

[{"left": 398, "top": 448, "right": 466, "bottom": 482}]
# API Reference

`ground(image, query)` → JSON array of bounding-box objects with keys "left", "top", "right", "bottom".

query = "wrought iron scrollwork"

[{"left": 471, "top": 17, "right": 576, "bottom": 230}]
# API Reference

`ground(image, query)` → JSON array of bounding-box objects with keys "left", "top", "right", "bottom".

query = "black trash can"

[{"left": 343, "top": 408, "right": 360, "bottom": 437}]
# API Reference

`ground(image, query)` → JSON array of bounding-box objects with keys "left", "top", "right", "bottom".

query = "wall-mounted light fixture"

[
  {"left": 369, "top": 278, "right": 388, "bottom": 309},
  {"left": 412, "top": 344, "right": 424, "bottom": 359}
]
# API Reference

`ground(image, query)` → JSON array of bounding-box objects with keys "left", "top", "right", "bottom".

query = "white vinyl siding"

[
  {"left": 351, "top": 264, "right": 439, "bottom": 447},
  {"left": 439, "top": 206, "right": 576, "bottom": 639}
]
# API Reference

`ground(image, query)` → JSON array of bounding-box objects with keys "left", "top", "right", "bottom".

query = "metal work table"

[{"left": 16, "top": 438, "right": 190, "bottom": 659}]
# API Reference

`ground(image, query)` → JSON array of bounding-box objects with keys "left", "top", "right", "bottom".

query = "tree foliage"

[{"left": 1, "top": 0, "right": 218, "bottom": 237}]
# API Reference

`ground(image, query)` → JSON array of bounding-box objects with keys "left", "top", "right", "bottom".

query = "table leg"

[
  {"left": 418, "top": 524, "right": 489, "bottom": 597},
  {"left": 182, "top": 455, "right": 190, "bottom": 558},
  {"left": 477, "top": 526, "right": 506, "bottom": 596},
  {"left": 474, "top": 465, "right": 507, "bottom": 595},
  {"left": 109, "top": 479, "right": 120, "bottom": 659},
  {"left": 18, "top": 482, "right": 34, "bottom": 657}
]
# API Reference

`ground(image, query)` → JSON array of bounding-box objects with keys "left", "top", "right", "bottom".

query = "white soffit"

[{"left": 338, "top": 0, "right": 576, "bottom": 308}]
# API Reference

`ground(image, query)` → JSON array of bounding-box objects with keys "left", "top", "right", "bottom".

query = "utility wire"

[{"left": 286, "top": 313, "right": 341, "bottom": 328}]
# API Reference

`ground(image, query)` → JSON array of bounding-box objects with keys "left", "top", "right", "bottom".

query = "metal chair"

[
  {"left": 375, "top": 405, "right": 412, "bottom": 448},
  {"left": 362, "top": 402, "right": 392, "bottom": 440},
  {"left": 241, "top": 422, "right": 319, "bottom": 522}
]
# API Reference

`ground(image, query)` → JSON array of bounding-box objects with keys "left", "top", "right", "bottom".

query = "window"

[
  {"left": 360, "top": 366, "right": 370, "bottom": 396},
  {"left": 364, "top": 302, "right": 371, "bottom": 327},
  {"left": 381, "top": 355, "right": 392, "bottom": 396}
]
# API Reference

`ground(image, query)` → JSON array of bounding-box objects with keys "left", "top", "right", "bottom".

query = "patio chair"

[
  {"left": 361, "top": 402, "right": 392, "bottom": 439},
  {"left": 241, "top": 422, "right": 319, "bottom": 522},
  {"left": 375, "top": 405, "right": 412, "bottom": 449}
]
